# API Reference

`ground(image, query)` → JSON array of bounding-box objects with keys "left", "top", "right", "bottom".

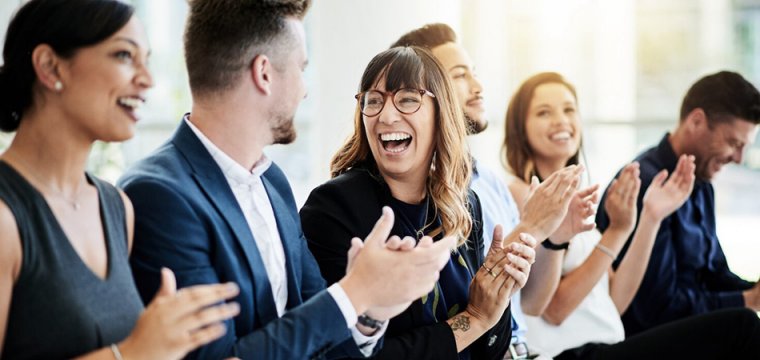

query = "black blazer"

[{"left": 300, "top": 165, "right": 511, "bottom": 360}]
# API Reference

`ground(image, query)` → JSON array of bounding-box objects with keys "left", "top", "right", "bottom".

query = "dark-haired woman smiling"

[{"left": 0, "top": 1, "right": 238, "bottom": 359}]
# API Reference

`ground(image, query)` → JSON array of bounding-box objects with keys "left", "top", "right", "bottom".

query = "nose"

[
  {"left": 732, "top": 147, "right": 744, "bottom": 164},
  {"left": 377, "top": 99, "right": 402, "bottom": 125},
  {"left": 469, "top": 73, "right": 482, "bottom": 95},
  {"left": 136, "top": 63, "right": 154, "bottom": 89}
]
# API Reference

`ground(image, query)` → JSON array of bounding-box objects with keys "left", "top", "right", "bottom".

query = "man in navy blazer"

[{"left": 118, "top": 1, "right": 454, "bottom": 359}]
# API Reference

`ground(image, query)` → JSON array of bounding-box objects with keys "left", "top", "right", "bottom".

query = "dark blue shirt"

[{"left": 596, "top": 134, "right": 754, "bottom": 336}]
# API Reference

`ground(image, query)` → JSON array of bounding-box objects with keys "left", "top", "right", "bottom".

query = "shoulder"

[
  {"left": 0, "top": 200, "right": 21, "bottom": 281},
  {"left": 300, "top": 168, "right": 383, "bottom": 234},
  {"left": 118, "top": 143, "right": 187, "bottom": 190}
]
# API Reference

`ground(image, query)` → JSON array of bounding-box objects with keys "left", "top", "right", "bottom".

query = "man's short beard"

[
  {"left": 465, "top": 113, "right": 488, "bottom": 135},
  {"left": 270, "top": 114, "right": 297, "bottom": 145}
]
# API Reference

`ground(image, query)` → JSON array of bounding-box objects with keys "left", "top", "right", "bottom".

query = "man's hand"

[
  {"left": 340, "top": 207, "right": 455, "bottom": 316},
  {"left": 642, "top": 154, "right": 695, "bottom": 222}
]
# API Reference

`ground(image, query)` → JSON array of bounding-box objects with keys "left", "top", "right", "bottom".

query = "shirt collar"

[
  {"left": 654, "top": 133, "right": 679, "bottom": 172},
  {"left": 184, "top": 115, "right": 272, "bottom": 185}
]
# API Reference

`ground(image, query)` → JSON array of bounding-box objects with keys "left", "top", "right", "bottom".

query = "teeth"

[
  {"left": 380, "top": 132, "right": 411, "bottom": 141},
  {"left": 551, "top": 131, "right": 571, "bottom": 141},
  {"left": 118, "top": 97, "right": 144, "bottom": 110}
]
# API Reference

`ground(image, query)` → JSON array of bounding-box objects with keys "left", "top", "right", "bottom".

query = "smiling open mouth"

[{"left": 380, "top": 132, "right": 412, "bottom": 153}]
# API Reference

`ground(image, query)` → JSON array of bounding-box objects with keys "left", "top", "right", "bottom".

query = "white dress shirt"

[{"left": 185, "top": 117, "right": 384, "bottom": 355}]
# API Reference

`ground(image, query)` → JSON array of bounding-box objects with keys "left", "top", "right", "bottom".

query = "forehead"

[
  {"left": 104, "top": 16, "right": 148, "bottom": 50},
  {"left": 431, "top": 42, "right": 472, "bottom": 70},
  {"left": 531, "top": 83, "right": 576, "bottom": 106},
  {"left": 714, "top": 118, "right": 759, "bottom": 143}
]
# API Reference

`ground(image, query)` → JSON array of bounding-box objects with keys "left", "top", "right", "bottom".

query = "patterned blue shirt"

[{"left": 471, "top": 159, "right": 528, "bottom": 344}]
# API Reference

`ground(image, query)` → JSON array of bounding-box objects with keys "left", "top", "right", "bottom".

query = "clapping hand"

[{"left": 642, "top": 154, "right": 696, "bottom": 222}]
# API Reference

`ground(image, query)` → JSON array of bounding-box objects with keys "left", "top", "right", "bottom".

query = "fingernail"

[
  {"left": 227, "top": 302, "right": 240, "bottom": 313},
  {"left": 226, "top": 283, "right": 239, "bottom": 294}
]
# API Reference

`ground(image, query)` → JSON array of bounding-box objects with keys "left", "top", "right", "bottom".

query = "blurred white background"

[{"left": 1, "top": 0, "right": 758, "bottom": 281}]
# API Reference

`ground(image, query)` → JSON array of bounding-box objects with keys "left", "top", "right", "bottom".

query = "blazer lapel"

[
  {"left": 260, "top": 174, "right": 303, "bottom": 307},
  {"left": 171, "top": 121, "right": 279, "bottom": 324}
]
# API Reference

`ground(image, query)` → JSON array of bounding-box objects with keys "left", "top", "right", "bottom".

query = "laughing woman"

[
  {"left": 300, "top": 46, "right": 536, "bottom": 360},
  {"left": 0, "top": 1, "right": 239, "bottom": 359}
]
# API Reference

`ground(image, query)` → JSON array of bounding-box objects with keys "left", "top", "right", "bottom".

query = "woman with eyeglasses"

[
  {"left": 0, "top": 1, "right": 239, "bottom": 359},
  {"left": 505, "top": 72, "right": 760, "bottom": 359},
  {"left": 300, "top": 46, "right": 537, "bottom": 360}
]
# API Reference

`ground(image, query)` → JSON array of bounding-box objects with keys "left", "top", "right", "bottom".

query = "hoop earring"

[{"left": 54, "top": 81, "right": 63, "bottom": 92}]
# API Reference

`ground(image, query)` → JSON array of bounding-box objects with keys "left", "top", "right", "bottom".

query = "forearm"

[
  {"left": 521, "top": 246, "right": 563, "bottom": 315},
  {"left": 542, "top": 228, "right": 628, "bottom": 324},
  {"left": 609, "top": 209, "right": 660, "bottom": 313},
  {"left": 446, "top": 310, "right": 490, "bottom": 352}
]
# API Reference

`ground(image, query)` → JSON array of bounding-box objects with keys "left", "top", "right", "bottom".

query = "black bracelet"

[
  {"left": 357, "top": 314, "right": 385, "bottom": 330},
  {"left": 541, "top": 238, "right": 569, "bottom": 251}
]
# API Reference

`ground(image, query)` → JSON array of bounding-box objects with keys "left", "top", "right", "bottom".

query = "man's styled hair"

[
  {"left": 184, "top": 0, "right": 310, "bottom": 96},
  {"left": 391, "top": 23, "right": 456, "bottom": 50},
  {"left": 680, "top": 71, "right": 760, "bottom": 125}
]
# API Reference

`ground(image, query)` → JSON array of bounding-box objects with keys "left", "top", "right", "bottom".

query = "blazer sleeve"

[{"left": 123, "top": 178, "right": 360, "bottom": 360}]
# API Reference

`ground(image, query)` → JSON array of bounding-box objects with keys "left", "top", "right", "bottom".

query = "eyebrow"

[
  {"left": 448, "top": 64, "right": 469, "bottom": 72},
  {"left": 113, "top": 37, "right": 152, "bottom": 57}
]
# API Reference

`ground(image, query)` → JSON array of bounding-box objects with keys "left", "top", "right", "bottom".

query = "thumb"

[
  {"left": 490, "top": 224, "right": 505, "bottom": 253},
  {"left": 346, "top": 237, "right": 364, "bottom": 272},
  {"left": 364, "top": 207, "right": 395, "bottom": 249},
  {"left": 653, "top": 169, "right": 669, "bottom": 187},
  {"left": 156, "top": 267, "right": 177, "bottom": 298},
  {"left": 529, "top": 176, "right": 540, "bottom": 193}
]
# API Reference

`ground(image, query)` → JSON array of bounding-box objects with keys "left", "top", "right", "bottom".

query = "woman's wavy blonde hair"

[
  {"left": 503, "top": 72, "right": 580, "bottom": 182},
  {"left": 330, "top": 46, "right": 472, "bottom": 246}
]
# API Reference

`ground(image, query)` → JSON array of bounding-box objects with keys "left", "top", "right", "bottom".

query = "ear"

[
  {"left": 684, "top": 108, "right": 708, "bottom": 133},
  {"left": 31, "top": 44, "right": 65, "bottom": 92},
  {"left": 250, "top": 54, "right": 273, "bottom": 96}
]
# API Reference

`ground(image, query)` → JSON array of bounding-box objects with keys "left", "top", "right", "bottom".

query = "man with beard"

[
  {"left": 596, "top": 71, "right": 760, "bottom": 336},
  {"left": 118, "top": 1, "right": 456, "bottom": 359}
]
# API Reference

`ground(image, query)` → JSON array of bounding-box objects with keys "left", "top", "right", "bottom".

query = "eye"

[
  {"left": 114, "top": 50, "right": 134, "bottom": 62},
  {"left": 564, "top": 107, "right": 576, "bottom": 114},
  {"left": 452, "top": 71, "right": 467, "bottom": 79},
  {"left": 537, "top": 109, "right": 550, "bottom": 117}
]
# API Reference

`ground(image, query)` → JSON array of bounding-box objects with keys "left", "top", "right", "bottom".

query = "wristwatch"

[
  {"left": 357, "top": 314, "right": 385, "bottom": 330},
  {"left": 541, "top": 238, "right": 569, "bottom": 251}
]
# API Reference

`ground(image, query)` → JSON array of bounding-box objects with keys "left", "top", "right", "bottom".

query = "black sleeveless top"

[{"left": 0, "top": 161, "right": 143, "bottom": 359}]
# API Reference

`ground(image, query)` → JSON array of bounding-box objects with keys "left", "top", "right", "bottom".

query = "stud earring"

[{"left": 54, "top": 81, "right": 63, "bottom": 92}]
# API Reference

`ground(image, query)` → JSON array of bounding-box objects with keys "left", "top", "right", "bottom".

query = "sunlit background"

[{"left": 1, "top": 0, "right": 758, "bottom": 282}]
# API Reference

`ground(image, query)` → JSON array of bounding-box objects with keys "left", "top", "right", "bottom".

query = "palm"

[{"left": 643, "top": 155, "right": 696, "bottom": 221}]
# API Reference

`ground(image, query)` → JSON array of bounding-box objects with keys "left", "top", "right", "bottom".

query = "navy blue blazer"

[{"left": 118, "top": 120, "right": 368, "bottom": 359}]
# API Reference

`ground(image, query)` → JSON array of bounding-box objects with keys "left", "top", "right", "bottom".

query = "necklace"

[{"left": 4, "top": 158, "right": 86, "bottom": 211}]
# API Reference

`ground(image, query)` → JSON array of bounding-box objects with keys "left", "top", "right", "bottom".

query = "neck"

[
  {"left": 668, "top": 127, "right": 691, "bottom": 157},
  {"left": 533, "top": 156, "right": 568, "bottom": 180},
  {"left": 189, "top": 90, "right": 271, "bottom": 171},
  {"left": 1, "top": 106, "right": 91, "bottom": 193},
  {"left": 383, "top": 174, "right": 427, "bottom": 204}
]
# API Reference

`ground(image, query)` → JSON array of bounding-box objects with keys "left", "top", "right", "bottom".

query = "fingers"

[
  {"left": 651, "top": 169, "right": 669, "bottom": 188},
  {"left": 188, "top": 322, "right": 228, "bottom": 348},
  {"left": 346, "top": 237, "right": 364, "bottom": 271},
  {"left": 577, "top": 184, "right": 599, "bottom": 199},
  {"left": 364, "top": 207, "right": 395, "bottom": 248},
  {"left": 517, "top": 232, "right": 538, "bottom": 249},
  {"left": 156, "top": 267, "right": 178, "bottom": 298},
  {"left": 501, "top": 264, "right": 528, "bottom": 292},
  {"left": 168, "top": 283, "right": 240, "bottom": 322},
  {"left": 178, "top": 301, "right": 239, "bottom": 336}
]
